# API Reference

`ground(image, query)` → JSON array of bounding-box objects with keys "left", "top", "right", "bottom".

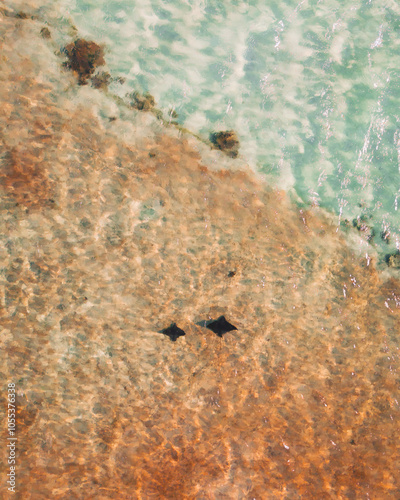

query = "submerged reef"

[
  {"left": 386, "top": 253, "right": 400, "bottom": 269},
  {"left": 128, "top": 91, "right": 156, "bottom": 111},
  {"left": 352, "top": 215, "right": 375, "bottom": 242},
  {"left": 63, "top": 39, "right": 105, "bottom": 85},
  {"left": 210, "top": 130, "right": 240, "bottom": 158}
]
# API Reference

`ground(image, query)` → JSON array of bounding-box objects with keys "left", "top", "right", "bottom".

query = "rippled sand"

[{"left": 1, "top": 4, "right": 400, "bottom": 499}]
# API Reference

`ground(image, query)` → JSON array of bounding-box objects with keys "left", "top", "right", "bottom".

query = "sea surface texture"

[
  {"left": 66, "top": 0, "right": 400, "bottom": 255},
  {"left": 1, "top": 1, "right": 400, "bottom": 499}
]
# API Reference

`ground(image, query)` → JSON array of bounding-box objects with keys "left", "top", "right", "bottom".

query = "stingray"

[
  {"left": 197, "top": 316, "right": 238, "bottom": 337},
  {"left": 159, "top": 323, "right": 186, "bottom": 342}
]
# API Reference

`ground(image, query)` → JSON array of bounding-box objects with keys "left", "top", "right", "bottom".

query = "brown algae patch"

[
  {"left": 210, "top": 130, "right": 240, "bottom": 158},
  {"left": 128, "top": 91, "right": 157, "bottom": 111},
  {"left": 63, "top": 38, "right": 105, "bottom": 85},
  {"left": 1, "top": 6, "right": 400, "bottom": 499}
]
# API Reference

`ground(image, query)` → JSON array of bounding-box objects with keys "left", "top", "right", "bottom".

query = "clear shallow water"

[
  {"left": 65, "top": 0, "right": 400, "bottom": 255},
  {"left": 2, "top": 4, "right": 400, "bottom": 497}
]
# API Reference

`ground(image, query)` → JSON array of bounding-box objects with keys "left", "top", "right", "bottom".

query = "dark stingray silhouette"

[
  {"left": 159, "top": 323, "right": 186, "bottom": 342},
  {"left": 197, "top": 316, "right": 238, "bottom": 337}
]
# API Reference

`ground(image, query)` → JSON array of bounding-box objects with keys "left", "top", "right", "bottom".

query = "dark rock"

[
  {"left": 210, "top": 130, "right": 240, "bottom": 158},
  {"left": 15, "top": 11, "right": 29, "bottom": 19},
  {"left": 198, "top": 316, "right": 238, "bottom": 337},
  {"left": 385, "top": 253, "right": 400, "bottom": 269},
  {"left": 159, "top": 323, "right": 186, "bottom": 342},
  {"left": 380, "top": 230, "right": 390, "bottom": 244},
  {"left": 40, "top": 27, "right": 51, "bottom": 39},
  {"left": 63, "top": 39, "right": 105, "bottom": 85},
  {"left": 227, "top": 271, "right": 236, "bottom": 277},
  {"left": 128, "top": 91, "right": 156, "bottom": 111},
  {"left": 352, "top": 216, "right": 375, "bottom": 242}
]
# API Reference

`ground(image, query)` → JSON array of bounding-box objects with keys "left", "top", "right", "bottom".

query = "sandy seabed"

[{"left": 1, "top": 2, "right": 400, "bottom": 499}]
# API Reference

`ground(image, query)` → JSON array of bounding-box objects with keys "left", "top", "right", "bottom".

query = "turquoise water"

[{"left": 66, "top": 0, "right": 400, "bottom": 255}]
